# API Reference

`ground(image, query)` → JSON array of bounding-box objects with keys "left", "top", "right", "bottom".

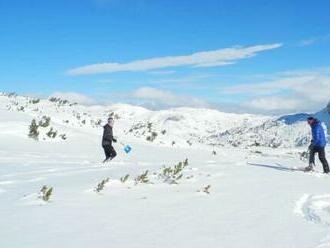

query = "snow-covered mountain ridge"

[{"left": 0, "top": 92, "right": 329, "bottom": 148}]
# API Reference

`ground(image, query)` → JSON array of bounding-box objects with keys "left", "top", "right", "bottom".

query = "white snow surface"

[{"left": 1, "top": 93, "right": 330, "bottom": 248}]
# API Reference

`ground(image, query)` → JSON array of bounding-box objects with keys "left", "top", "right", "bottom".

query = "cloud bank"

[
  {"left": 129, "top": 87, "right": 211, "bottom": 109},
  {"left": 223, "top": 68, "right": 330, "bottom": 114},
  {"left": 67, "top": 43, "right": 282, "bottom": 75}
]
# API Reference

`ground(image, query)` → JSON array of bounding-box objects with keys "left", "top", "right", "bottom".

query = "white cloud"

[
  {"left": 299, "top": 38, "right": 318, "bottom": 46},
  {"left": 147, "top": 70, "right": 176, "bottom": 75},
  {"left": 298, "top": 34, "right": 330, "bottom": 46},
  {"left": 50, "top": 92, "right": 95, "bottom": 105},
  {"left": 222, "top": 68, "right": 330, "bottom": 114},
  {"left": 130, "top": 87, "right": 210, "bottom": 109},
  {"left": 67, "top": 43, "right": 282, "bottom": 75},
  {"left": 245, "top": 97, "right": 303, "bottom": 111}
]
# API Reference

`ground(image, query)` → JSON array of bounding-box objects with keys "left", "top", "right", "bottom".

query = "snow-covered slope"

[
  {"left": 0, "top": 92, "right": 329, "bottom": 149},
  {"left": 211, "top": 101, "right": 330, "bottom": 148},
  {"left": 0, "top": 93, "right": 268, "bottom": 148},
  {"left": 0, "top": 92, "right": 330, "bottom": 248},
  {"left": 1, "top": 93, "right": 330, "bottom": 248}
]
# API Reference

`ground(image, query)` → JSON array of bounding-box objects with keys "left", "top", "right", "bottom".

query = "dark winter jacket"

[
  {"left": 102, "top": 124, "right": 115, "bottom": 146},
  {"left": 311, "top": 120, "right": 327, "bottom": 147}
]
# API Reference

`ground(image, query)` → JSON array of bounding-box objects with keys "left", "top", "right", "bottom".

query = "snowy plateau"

[{"left": 1, "top": 92, "right": 330, "bottom": 248}]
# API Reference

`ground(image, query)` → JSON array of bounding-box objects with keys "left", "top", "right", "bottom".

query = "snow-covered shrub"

[
  {"left": 95, "top": 178, "right": 110, "bottom": 193},
  {"left": 135, "top": 170, "right": 149, "bottom": 185},
  {"left": 165, "top": 115, "right": 184, "bottom": 122},
  {"left": 120, "top": 174, "right": 130, "bottom": 183},
  {"left": 158, "top": 159, "right": 189, "bottom": 184},
  {"left": 29, "top": 98, "right": 40, "bottom": 104},
  {"left": 17, "top": 106, "right": 24, "bottom": 112},
  {"left": 28, "top": 116, "right": 65, "bottom": 141},
  {"left": 186, "top": 140, "right": 192, "bottom": 146},
  {"left": 39, "top": 116, "right": 51, "bottom": 127},
  {"left": 146, "top": 131, "right": 158, "bottom": 142},
  {"left": 39, "top": 185, "right": 53, "bottom": 202},
  {"left": 251, "top": 150, "right": 262, "bottom": 154},
  {"left": 28, "top": 119, "right": 39, "bottom": 140},
  {"left": 198, "top": 185, "right": 211, "bottom": 194},
  {"left": 49, "top": 97, "right": 69, "bottom": 105},
  {"left": 96, "top": 119, "right": 102, "bottom": 126},
  {"left": 49, "top": 97, "right": 58, "bottom": 103},
  {"left": 7, "top": 92, "right": 17, "bottom": 98},
  {"left": 46, "top": 128, "right": 57, "bottom": 138},
  {"left": 109, "top": 112, "right": 120, "bottom": 119},
  {"left": 129, "top": 121, "right": 162, "bottom": 142}
]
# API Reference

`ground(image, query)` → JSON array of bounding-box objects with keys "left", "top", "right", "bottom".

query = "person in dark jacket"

[
  {"left": 102, "top": 117, "right": 117, "bottom": 163},
  {"left": 305, "top": 117, "right": 329, "bottom": 173}
]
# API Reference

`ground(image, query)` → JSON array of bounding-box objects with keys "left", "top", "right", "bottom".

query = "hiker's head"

[
  {"left": 307, "top": 117, "right": 316, "bottom": 125},
  {"left": 108, "top": 117, "right": 114, "bottom": 127}
]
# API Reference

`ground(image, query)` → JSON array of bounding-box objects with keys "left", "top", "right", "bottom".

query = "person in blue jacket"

[{"left": 305, "top": 117, "right": 329, "bottom": 173}]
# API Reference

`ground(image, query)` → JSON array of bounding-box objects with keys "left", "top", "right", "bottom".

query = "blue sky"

[{"left": 1, "top": 0, "right": 330, "bottom": 114}]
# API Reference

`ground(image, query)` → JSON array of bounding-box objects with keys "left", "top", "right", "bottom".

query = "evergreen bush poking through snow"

[
  {"left": 46, "top": 128, "right": 58, "bottom": 138},
  {"left": 120, "top": 174, "right": 130, "bottom": 183},
  {"left": 39, "top": 185, "right": 53, "bottom": 202},
  {"left": 38, "top": 116, "right": 51, "bottom": 128},
  {"left": 135, "top": 170, "right": 149, "bottom": 185},
  {"left": 28, "top": 119, "right": 39, "bottom": 140},
  {"left": 202, "top": 185, "right": 211, "bottom": 194},
  {"left": 95, "top": 178, "right": 110, "bottom": 193},
  {"left": 159, "top": 159, "right": 189, "bottom": 184},
  {"left": 29, "top": 98, "right": 40, "bottom": 104}
]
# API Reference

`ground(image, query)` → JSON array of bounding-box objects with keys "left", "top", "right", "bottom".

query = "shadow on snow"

[{"left": 247, "top": 162, "right": 303, "bottom": 172}]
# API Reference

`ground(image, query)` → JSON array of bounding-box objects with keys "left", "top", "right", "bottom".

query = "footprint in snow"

[{"left": 295, "top": 194, "right": 330, "bottom": 226}]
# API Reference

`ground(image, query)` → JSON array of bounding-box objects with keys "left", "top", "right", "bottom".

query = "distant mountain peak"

[{"left": 326, "top": 101, "right": 330, "bottom": 114}]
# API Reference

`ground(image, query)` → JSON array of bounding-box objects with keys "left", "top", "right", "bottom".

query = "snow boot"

[
  {"left": 103, "top": 157, "right": 110, "bottom": 163},
  {"left": 304, "top": 164, "right": 314, "bottom": 172}
]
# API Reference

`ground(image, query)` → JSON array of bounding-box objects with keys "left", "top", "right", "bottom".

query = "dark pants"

[
  {"left": 102, "top": 145, "right": 117, "bottom": 161},
  {"left": 309, "top": 146, "right": 329, "bottom": 173}
]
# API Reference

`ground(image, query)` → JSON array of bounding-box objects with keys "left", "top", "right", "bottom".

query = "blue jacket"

[{"left": 311, "top": 121, "right": 327, "bottom": 147}]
